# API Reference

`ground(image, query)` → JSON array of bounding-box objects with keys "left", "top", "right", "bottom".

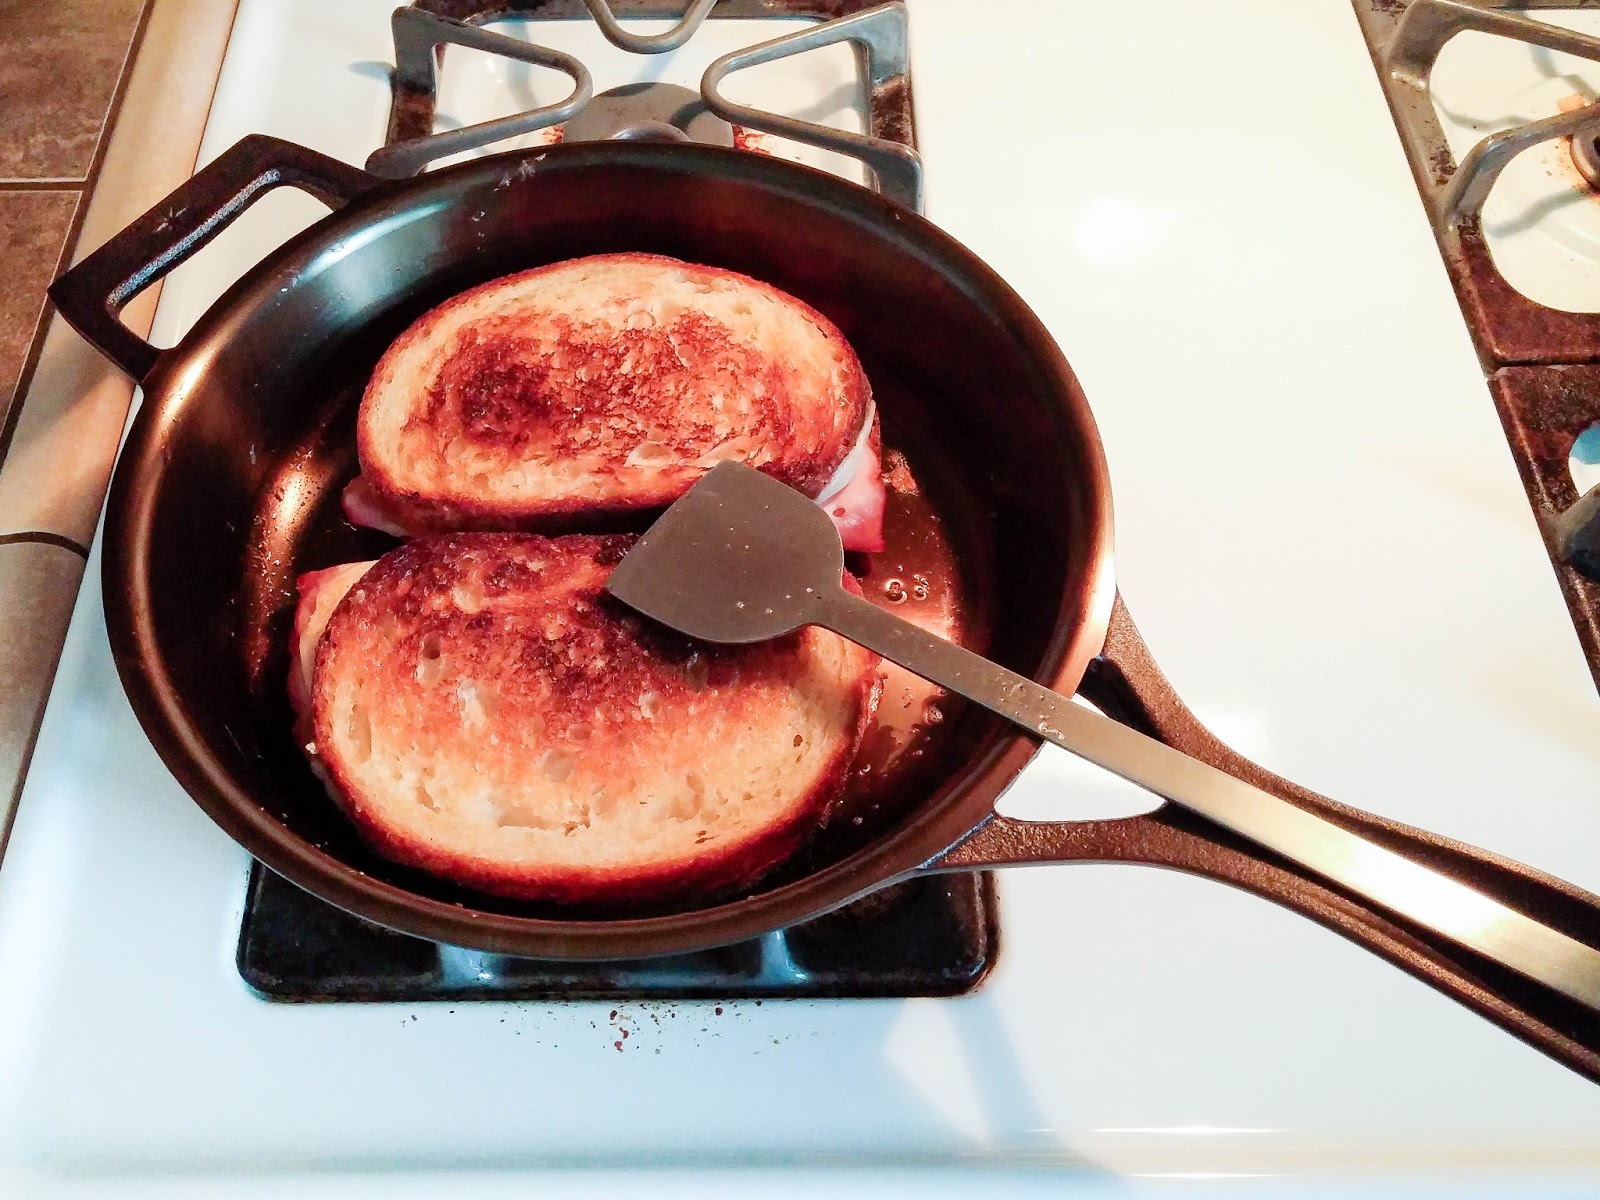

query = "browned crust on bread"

[
  {"left": 310, "top": 533, "right": 880, "bottom": 903},
  {"left": 355, "top": 254, "right": 873, "bottom": 534}
]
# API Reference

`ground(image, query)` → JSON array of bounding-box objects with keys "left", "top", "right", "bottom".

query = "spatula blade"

[{"left": 605, "top": 461, "right": 844, "bottom": 643}]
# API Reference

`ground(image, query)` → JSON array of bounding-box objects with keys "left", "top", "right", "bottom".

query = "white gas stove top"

[{"left": 4, "top": 1, "right": 1600, "bottom": 1193}]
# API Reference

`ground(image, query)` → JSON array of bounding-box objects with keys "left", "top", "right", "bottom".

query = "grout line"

[
  {"left": 0, "top": 190, "right": 81, "bottom": 471},
  {"left": 0, "top": 178, "right": 84, "bottom": 189},
  {"left": 0, "top": 531, "right": 90, "bottom": 558},
  {"left": 0, "top": 0, "right": 155, "bottom": 475}
]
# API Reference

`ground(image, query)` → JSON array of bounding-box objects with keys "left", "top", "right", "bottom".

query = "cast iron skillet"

[{"left": 50, "top": 135, "right": 1600, "bottom": 1080}]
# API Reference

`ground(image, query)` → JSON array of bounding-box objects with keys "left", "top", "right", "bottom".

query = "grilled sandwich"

[
  {"left": 290, "top": 534, "right": 881, "bottom": 903},
  {"left": 343, "top": 253, "right": 887, "bottom": 552}
]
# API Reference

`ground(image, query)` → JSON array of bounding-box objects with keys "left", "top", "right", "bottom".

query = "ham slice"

[
  {"left": 289, "top": 560, "right": 376, "bottom": 737},
  {"left": 821, "top": 438, "right": 886, "bottom": 554},
  {"left": 341, "top": 423, "right": 888, "bottom": 553},
  {"left": 340, "top": 476, "right": 410, "bottom": 537}
]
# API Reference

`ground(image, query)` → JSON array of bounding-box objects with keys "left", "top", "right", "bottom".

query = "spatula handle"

[{"left": 818, "top": 587, "right": 1600, "bottom": 1013}]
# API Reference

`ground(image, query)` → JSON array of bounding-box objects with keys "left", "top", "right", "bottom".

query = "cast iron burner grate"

[
  {"left": 1352, "top": 0, "right": 1600, "bottom": 697},
  {"left": 236, "top": 0, "right": 998, "bottom": 1002},
  {"left": 239, "top": 862, "right": 998, "bottom": 1001}
]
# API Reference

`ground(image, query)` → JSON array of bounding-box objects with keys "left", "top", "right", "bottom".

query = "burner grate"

[
  {"left": 238, "top": 862, "right": 999, "bottom": 1002},
  {"left": 368, "top": 0, "right": 921, "bottom": 208},
  {"left": 1357, "top": 0, "right": 1600, "bottom": 366},
  {"left": 1353, "top": 0, "right": 1600, "bottom": 696}
]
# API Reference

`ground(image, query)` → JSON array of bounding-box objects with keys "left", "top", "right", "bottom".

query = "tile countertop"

[
  {"left": 0, "top": 0, "right": 147, "bottom": 472},
  {"left": 0, "top": 0, "right": 238, "bottom": 857}
]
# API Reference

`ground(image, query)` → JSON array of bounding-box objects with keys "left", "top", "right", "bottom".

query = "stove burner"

[
  {"left": 236, "top": 0, "right": 983, "bottom": 1004},
  {"left": 1355, "top": 0, "right": 1600, "bottom": 698},
  {"left": 373, "top": 2, "right": 922, "bottom": 207},
  {"left": 562, "top": 82, "right": 733, "bottom": 146},
  {"left": 238, "top": 863, "right": 998, "bottom": 1002},
  {"left": 1571, "top": 127, "right": 1600, "bottom": 192}
]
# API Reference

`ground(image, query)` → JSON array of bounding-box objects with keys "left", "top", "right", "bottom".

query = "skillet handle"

[
  {"left": 929, "top": 596, "right": 1600, "bottom": 1082},
  {"left": 48, "top": 135, "right": 380, "bottom": 384}
]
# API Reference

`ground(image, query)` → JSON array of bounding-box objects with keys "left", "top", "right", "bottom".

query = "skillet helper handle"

[
  {"left": 48, "top": 135, "right": 378, "bottom": 383},
  {"left": 816, "top": 589, "right": 1600, "bottom": 1015}
]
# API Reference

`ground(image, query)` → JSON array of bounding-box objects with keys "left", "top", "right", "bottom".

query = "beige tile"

[
  {"left": 0, "top": 189, "right": 79, "bottom": 435},
  {"left": 0, "top": 0, "right": 238, "bottom": 545},
  {"left": 0, "top": 540, "right": 85, "bottom": 858},
  {"left": 0, "top": 312, "right": 126, "bottom": 546},
  {"left": 0, "top": 0, "right": 148, "bottom": 180}
]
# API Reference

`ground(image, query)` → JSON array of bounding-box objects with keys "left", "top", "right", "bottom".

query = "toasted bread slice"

[
  {"left": 297, "top": 533, "right": 881, "bottom": 904},
  {"left": 344, "top": 253, "right": 886, "bottom": 552}
]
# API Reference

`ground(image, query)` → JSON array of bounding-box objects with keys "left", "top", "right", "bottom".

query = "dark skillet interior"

[{"left": 112, "top": 142, "right": 1109, "bottom": 950}]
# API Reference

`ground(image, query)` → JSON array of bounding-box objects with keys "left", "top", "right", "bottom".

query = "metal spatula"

[{"left": 605, "top": 461, "right": 1600, "bottom": 1011}]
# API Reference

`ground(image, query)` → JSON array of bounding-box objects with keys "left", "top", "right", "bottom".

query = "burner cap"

[
  {"left": 563, "top": 82, "right": 734, "bottom": 147},
  {"left": 1571, "top": 127, "right": 1600, "bottom": 191}
]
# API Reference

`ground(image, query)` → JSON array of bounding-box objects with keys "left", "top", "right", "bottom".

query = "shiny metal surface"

[{"left": 609, "top": 464, "right": 1600, "bottom": 1013}]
